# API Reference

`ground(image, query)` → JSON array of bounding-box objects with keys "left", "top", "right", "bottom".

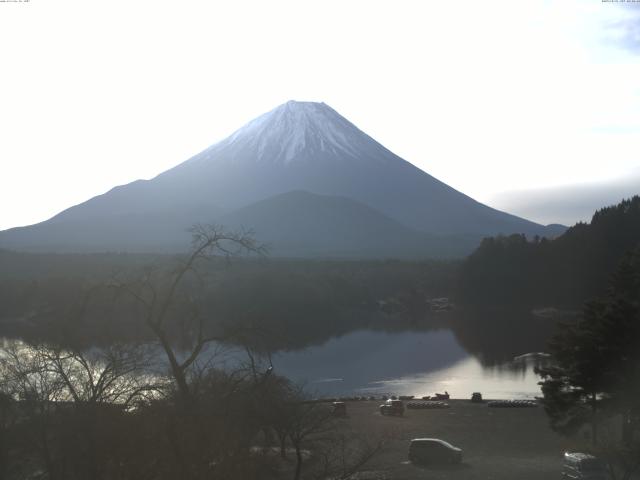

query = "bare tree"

[
  {"left": 100, "top": 225, "right": 269, "bottom": 480},
  {"left": 0, "top": 387, "right": 15, "bottom": 480},
  {"left": 0, "top": 342, "right": 68, "bottom": 479},
  {"left": 113, "top": 224, "right": 265, "bottom": 400},
  {"left": 0, "top": 340, "right": 162, "bottom": 480},
  {"left": 279, "top": 397, "right": 385, "bottom": 480},
  {"left": 40, "top": 343, "right": 164, "bottom": 408},
  {"left": 285, "top": 400, "right": 335, "bottom": 480},
  {"left": 310, "top": 432, "right": 385, "bottom": 480}
]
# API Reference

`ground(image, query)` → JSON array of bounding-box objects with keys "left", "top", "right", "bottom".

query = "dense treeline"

[
  {"left": 0, "top": 250, "right": 458, "bottom": 350},
  {"left": 459, "top": 196, "right": 640, "bottom": 308}
]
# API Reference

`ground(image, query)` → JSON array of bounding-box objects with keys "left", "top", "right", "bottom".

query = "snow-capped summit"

[
  {"left": 227, "top": 101, "right": 361, "bottom": 162},
  {"left": 188, "top": 100, "right": 396, "bottom": 167}
]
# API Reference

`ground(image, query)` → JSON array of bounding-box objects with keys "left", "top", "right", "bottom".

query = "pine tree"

[{"left": 537, "top": 247, "right": 640, "bottom": 478}]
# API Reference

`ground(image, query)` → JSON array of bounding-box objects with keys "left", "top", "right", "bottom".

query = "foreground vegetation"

[
  {"left": 0, "top": 340, "right": 387, "bottom": 480},
  {"left": 0, "top": 226, "right": 385, "bottom": 480}
]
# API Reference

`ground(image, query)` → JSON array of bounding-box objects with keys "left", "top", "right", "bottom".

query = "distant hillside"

[
  {"left": 459, "top": 196, "right": 640, "bottom": 307},
  {"left": 220, "top": 190, "right": 479, "bottom": 258}
]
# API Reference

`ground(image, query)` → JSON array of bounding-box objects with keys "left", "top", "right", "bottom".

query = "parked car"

[
  {"left": 562, "top": 452, "right": 609, "bottom": 479},
  {"left": 379, "top": 399, "right": 405, "bottom": 416},
  {"left": 408, "top": 438, "right": 462, "bottom": 464},
  {"left": 471, "top": 392, "right": 483, "bottom": 403},
  {"left": 331, "top": 401, "right": 347, "bottom": 417}
]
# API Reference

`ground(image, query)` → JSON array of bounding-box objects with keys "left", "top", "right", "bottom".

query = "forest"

[
  {"left": 0, "top": 245, "right": 458, "bottom": 351},
  {"left": 459, "top": 196, "right": 640, "bottom": 308}
]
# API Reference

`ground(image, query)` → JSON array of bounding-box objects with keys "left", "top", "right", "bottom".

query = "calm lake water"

[
  {"left": 270, "top": 329, "right": 543, "bottom": 399},
  {"left": 1, "top": 321, "right": 548, "bottom": 401}
]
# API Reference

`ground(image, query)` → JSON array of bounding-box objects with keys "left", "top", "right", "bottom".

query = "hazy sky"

[{"left": 1, "top": 0, "right": 639, "bottom": 230}]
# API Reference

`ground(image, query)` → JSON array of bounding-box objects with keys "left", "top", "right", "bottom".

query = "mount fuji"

[{"left": 0, "top": 101, "right": 563, "bottom": 257}]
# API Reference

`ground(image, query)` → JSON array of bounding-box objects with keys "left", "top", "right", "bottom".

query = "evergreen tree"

[
  {"left": 460, "top": 196, "right": 640, "bottom": 307},
  {"left": 537, "top": 247, "right": 640, "bottom": 477}
]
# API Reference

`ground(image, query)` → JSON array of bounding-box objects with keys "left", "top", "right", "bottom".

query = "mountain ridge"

[
  {"left": 0, "top": 100, "right": 564, "bottom": 256},
  {"left": 219, "top": 190, "right": 480, "bottom": 258}
]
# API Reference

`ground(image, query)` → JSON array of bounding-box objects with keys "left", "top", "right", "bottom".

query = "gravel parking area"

[{"left": 335, "top": 399, "right": 574, "bottom": 480}]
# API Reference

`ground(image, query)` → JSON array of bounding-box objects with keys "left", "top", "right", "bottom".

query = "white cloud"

[{"left": 490, "top": 172, "right": 640, "bottom": 226}]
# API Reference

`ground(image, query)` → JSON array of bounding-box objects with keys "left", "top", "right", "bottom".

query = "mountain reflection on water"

[
  {"left": 1, "top": 307, "right": 559, "bottom": 400},
  {"left": 272, "top": 327, "right": 548, "bottom": 400},
  {"left": 267, "top": 308, "right": 559, "bottom": 399}
]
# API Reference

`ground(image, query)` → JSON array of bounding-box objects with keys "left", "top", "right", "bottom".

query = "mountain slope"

[
  {"left": 220, "top": 190, "right": 478, "bottom": 258},
  {"left": 0, "top": 100, "right": 560, "bottom": 255},
  {"left": 144, "top": 101, "right": 557, "bottom": 236}
]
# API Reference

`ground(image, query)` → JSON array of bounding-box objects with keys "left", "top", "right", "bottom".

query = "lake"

[
  {"left": 0, "top": 310, "right": 553, "bottom": 401},
  {"left": 270, "top": 328, "right": 544, "bottom": 399}
]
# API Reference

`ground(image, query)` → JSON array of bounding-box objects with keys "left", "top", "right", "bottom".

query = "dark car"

[
  {"left": 379, "top": 399, "right": 404, "bottom": 416},
  {"left": 408, "top": 438, "right": 462, "bottom": 464},
  {"left": 471, "top": 392, "right": 483, "bottom": 403},
  {"left": 562, "top": 452, "right": 610, "bottom": 479}
]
